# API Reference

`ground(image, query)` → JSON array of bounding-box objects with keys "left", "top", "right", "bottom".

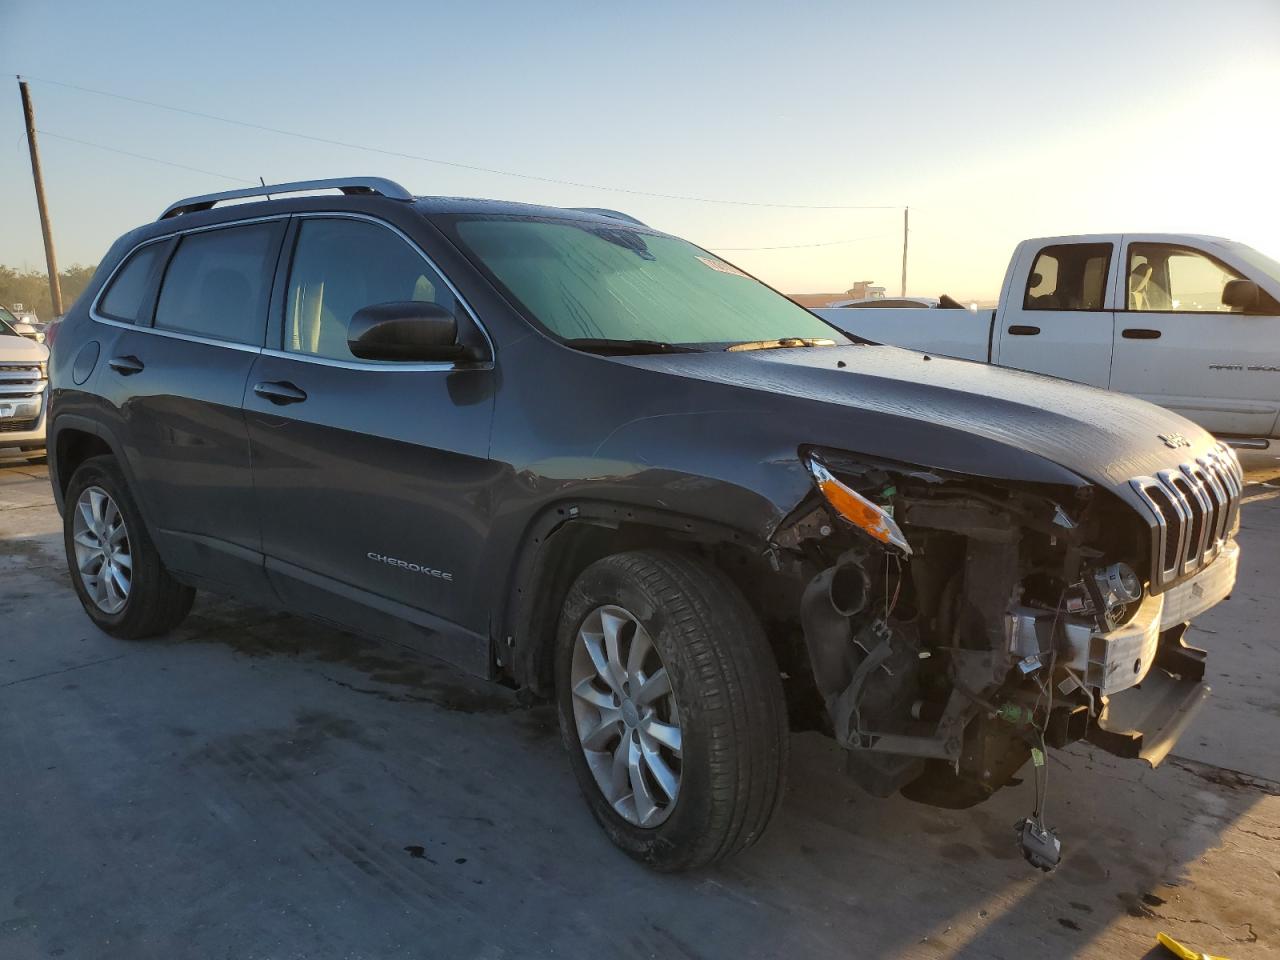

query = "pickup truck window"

[
  {"left": 452, "top": 217, "right": 845, "bottom": 347},
  {"left": 1022, "top": 243, "right": 1111, "bottom": 311},
  {"left": 1128, "top": 244, "right": 1244, "bottom": 313}
]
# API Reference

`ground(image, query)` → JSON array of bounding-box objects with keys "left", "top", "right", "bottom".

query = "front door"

[
  {"left": 1109, "top": 238, "right": 1280, "bottom": 436},
  {"left": 994, "top": 238, "right": 1118, "bottom": 388},
  {"left": 244, "top": 215, "right": 497, "bottom": 646},
  {"left": 96, "top": 220, "right": 284, "bottom": 598}
]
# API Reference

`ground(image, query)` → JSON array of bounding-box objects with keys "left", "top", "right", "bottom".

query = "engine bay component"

[
  {"left": 1016, "top": 817, "right": 1062, "bottom": 872},
  {"left": 1065, "top": 561, "right": 1144, "bottom": 631},
  {"left": 781, "top": 448, "right": 1238, "bottom": 874}
]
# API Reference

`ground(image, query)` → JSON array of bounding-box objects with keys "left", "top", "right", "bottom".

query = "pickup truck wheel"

[
  {"left": 63, "top": 455, "right": 195, "bottom": 639},
  {"left": 555, "top": 549, "right": 788, "bottom": 871}
]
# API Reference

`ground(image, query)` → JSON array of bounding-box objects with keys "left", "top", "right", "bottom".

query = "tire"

[
  {"left": 63, "top": 454, "right": 195, "bottom": 638},
  {"left": 555, "top": 549, "right": 788, "bottom": 871}
]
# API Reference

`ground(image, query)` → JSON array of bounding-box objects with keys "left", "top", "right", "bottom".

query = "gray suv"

[{"left": 47, "top": 177, "right": 1242, "bottom": 870}]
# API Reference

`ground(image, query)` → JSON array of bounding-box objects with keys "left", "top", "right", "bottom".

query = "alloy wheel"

[
  {"left": 72, "top": 485, "right": 132, "bottom": 614},
  {"left": 570, "top": 604, "right": 683, "bottom": 827}
]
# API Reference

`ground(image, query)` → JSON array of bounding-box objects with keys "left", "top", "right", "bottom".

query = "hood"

[
  {"left": 617, "top": 344, "right": 1217, "bottom": 494},
  {"left": 0, "top": 334, "right": 48, "bottom": 362}
]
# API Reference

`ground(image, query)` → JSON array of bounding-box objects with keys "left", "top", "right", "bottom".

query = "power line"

[
  {"left": 711, "top": 233, "right": 890, "bottom": 252},
  {"left": 35, "top": 128, "right": 898, "bottom": 255},
  {"left": 19, "top": 75, "right": 902, "bottom": 212},
  {"left": 36, "top": 130, "right": 256, "bottom": 184}
]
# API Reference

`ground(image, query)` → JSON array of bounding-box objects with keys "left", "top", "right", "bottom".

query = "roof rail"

[
  {"left": 571, "top": 207, "right": 648, "bottom": 227},
  {"left": 159, "top": 177, "right": 413, "bottom": 220}
]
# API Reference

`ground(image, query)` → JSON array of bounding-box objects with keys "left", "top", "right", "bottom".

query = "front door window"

[{"left": 1127, "top": 244, "right": 1244, "bottom": 313}]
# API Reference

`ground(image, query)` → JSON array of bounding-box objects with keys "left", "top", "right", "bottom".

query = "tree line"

[{"left": 0, "top": 264, "right": 98, "bottom": 321}]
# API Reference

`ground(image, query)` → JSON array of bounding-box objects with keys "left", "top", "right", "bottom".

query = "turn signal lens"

[{"left": 807, "top": 458, "right": 912, "bottom": 556}]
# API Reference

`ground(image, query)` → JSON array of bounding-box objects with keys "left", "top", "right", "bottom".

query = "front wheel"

[
  {"left": 63, "top": 455, "right": 195, "bottom": 638},
  {"left": 555, "top": 549, "right": 788, "bottom": 871}
]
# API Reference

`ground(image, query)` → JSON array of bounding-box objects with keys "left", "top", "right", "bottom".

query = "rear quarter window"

[{"left": 98, "top": 242, "right": 168, "bottom": 323}]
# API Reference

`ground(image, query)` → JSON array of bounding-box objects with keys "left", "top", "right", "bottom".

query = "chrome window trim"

[
  {"left": 259, "top": 347, "right": 491, "bottom": 373},
  {"left": 90, "top": 313, "right": 264, "bottom": 354},
  {"left": 89, "top": 214, "right": 292, "bottom": 347},
  {"left": 90, "top": 209, "right": 497, "bottom": 368},
  {"left": 281, "top": 211, "right": 495, "bottom": 364}
]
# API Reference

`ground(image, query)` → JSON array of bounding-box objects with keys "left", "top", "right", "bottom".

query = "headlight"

[
  {"left": 1066, "top": 561, "right": 1144, "bottom": 630},
  {"left": 805, "top": 455, "right": 912, "bottom": 556}
]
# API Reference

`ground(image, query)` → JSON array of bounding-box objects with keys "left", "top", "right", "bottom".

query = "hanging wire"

[
  {"left": 19, "top": 75, "right": 904, "bottom": 212},
  {"left": 35, "top": 130, "right": 256, "bottom": 184}
]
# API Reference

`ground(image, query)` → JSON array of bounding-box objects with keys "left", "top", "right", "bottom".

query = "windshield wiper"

[
  {"left": 563, "top": 338, "right": 703, "bottom": 356},
  {"left": 725, "top": 337, "right": 836, "bottom": 352}
]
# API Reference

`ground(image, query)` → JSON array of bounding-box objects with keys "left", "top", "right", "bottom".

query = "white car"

[
  {"left": 0, "top": 312, "right": 49, "bottom": 457},
  {"left": 816, "top": 234, "right": 1280, "bottom": 442},
  {"left": 826, "top": 296, "right": 941, "bottom": 309},
  {"left": 3, "top": 305, "right": 46, "bottom": 343}
]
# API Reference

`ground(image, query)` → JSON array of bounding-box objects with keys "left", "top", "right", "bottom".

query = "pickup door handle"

[
  {"left": 1122, "top": 328, "right": 1162, "bottom": 340},
  {"left": 1007, "top": 325, "right": 1040, "bottom": 336},
  {"left": 253, "top": 381, "right": 308, "bottom": 405},
  {"left": 108, "top": 355, "right": 145, "bottom": 375}
]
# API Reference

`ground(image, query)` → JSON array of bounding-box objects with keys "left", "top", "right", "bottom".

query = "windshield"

[
  {"left": 1224, "top": 242, "right": 1280, "bottom": 284},
  {"left": 0, "top": 310, "right": 17, "bottom": 337},
  {"left": 451, "top": 217, "right": 846, "bottom": 347}
]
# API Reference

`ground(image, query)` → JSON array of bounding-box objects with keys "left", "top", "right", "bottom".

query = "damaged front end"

[{"left": 772, "top": 444, "right": 1243, "bottom": 867}]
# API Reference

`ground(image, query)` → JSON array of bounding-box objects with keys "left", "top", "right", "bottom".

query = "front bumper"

[
  {"left": 1009, "top": 540, "right": 1238, "bottom": 697},
  {"left": 0, "top": 389, "right": 47, "bottom": 450},
  {"left": 1014, "top": 541, "right": 1237, "bottom": 766}
]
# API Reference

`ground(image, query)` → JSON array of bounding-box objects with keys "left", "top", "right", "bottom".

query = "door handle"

[
  {"left": 1122, "top": 328, "right": 1162, "bottom": 340},
  {"left": 1007, "top": 325, "right": 1040, "bottom": 336},
  {"left": 253, "top": 381, "right": 308, "bottom": 405},
  {"left": 108, "top": 355, "right": 145, "bottom": 375}
]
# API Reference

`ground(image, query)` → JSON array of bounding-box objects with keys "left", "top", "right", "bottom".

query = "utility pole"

[
  {"left": 900, "top": 206, "right": 909, "bottom": 298},
  {"left": 17, "top": 77, "right": 63, "bottom": 317}
]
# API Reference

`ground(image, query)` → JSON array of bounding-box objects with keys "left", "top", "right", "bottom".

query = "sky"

[{"left": 1, "top": 0, "right": 1278, "bottom": 302}]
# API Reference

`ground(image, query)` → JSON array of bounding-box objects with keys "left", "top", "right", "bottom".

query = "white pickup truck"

[{"left": 816, "top": 234, "right": 1280, "bottom": 441}]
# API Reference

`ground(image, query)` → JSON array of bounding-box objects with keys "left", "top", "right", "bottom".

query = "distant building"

[{"left": 788, "top": 281, "right": 885, "bottom": 309}]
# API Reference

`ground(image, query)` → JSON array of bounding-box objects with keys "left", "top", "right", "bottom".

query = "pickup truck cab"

[{"left": 817, "top": 234, "right": 1280, "bottom": 440}]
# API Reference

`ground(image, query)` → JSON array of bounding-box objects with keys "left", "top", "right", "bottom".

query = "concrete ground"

[{"left": 0, "top": 452, "right": 1277, "bottom": 960}]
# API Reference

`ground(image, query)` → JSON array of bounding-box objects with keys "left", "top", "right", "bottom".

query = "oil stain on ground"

[{"left": 165, "top": 596, "right": 522, "bottom": 717}]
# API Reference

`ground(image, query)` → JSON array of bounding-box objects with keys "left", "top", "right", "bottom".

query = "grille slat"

[
  {"left": 0, "top": 364, "right": 46, "bottom": 398},
  {"left": 1130, "top": 443, "right": 1241, "bottom": 591}
]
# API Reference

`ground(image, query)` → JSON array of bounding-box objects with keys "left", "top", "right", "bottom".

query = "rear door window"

[
  {"left": 154, "top": 223, "right": 281, "bottom": 344},
  {"left": 1023, "top": 243, "right": 1112, "bottom": 311}
]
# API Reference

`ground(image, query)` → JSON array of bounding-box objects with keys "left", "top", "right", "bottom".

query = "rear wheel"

[
  {"left": 63, "top": 455, "right": 194, "bottom": 638},
  {"left": 555, "top": 549, "right": 788, "bottom": 871}
]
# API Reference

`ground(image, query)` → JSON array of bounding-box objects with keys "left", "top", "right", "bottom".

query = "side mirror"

[
  {"left": 347, "top": 301, "right": 477, "bottom": 362},
  {"left": 1222, "top": 279, "right": 1261, "bottom": 312}
]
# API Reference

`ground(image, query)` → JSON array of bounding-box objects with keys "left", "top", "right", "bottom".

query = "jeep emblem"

[{"left": 1158, "top": 433, "right": 1191, "bottom": 449}]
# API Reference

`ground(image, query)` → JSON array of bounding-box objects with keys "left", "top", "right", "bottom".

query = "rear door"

[
  {"left": 244, "top": 214, "right": 497, "bottom": 652},
  {"left": 1109, "top": 237, "right": 1280, "bottom": 436},
  {"left": 95, "top": 219, "right": 285, "bottom": 598},
  {"left": 993, "top": 238, "right": 1118, "bottom": 387}
]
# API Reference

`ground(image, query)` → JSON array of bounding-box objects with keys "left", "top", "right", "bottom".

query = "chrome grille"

[
  {"left": 1130, "top": 443, "right": 1242, "bottom": 590},
  {"left": 0, "top": 363, "right": 47, "bottom": 399}
]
